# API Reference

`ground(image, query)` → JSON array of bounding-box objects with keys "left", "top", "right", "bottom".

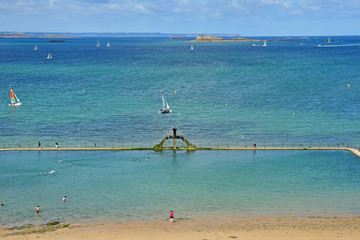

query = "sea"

[{"left": 0, "top": 36, "right": 360, "bottom": 227}]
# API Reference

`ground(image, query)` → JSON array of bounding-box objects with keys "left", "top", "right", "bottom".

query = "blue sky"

[{"left": 1, "top": 0, "right": 360, "bottom": 36}]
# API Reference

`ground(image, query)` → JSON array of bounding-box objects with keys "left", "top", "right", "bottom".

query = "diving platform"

[{"left": 153, "top": 128, "right": 196, "bottom": 151}]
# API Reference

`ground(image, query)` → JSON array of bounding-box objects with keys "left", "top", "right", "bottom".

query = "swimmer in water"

[
  {"left": 63, "top": 196, "right": 66, "bottom": 202},
  {"left": 35, "top": 206, "right": 40, "bottom": 214},
  {"left": 1, "top": 201, "right": 3, "bottom": 206}
]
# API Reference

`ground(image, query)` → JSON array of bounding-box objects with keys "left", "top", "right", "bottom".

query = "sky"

[{"left": 0, "top": 0, "right": 360, "bottom": 36}]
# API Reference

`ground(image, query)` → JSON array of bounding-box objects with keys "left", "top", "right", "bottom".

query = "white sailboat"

[
  {"left": 190, "top": 45, "right": 194, "bottom": 51},
  {"left": 96, "top": 41, "right": 100, "bottom": 47},
  {"left": 9, "top": 87, "right": 22, "bottom": 106},
  {"left": 160, "top": 90, "right": 171, "bottom": 114},
  {"left": 262, "top": 40, "right": 267, "bottom": 47},
  {"left": 107, "top": 42, "right": 111, "bottom": 48},
  {"left": 45, "top": 52, "right": 52, "bottom": 60},
  {"left": 33, "top": 45, "right": 38, "bottom": 51}
]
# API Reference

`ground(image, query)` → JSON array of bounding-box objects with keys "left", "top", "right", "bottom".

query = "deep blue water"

[{"left": 0, "top": 36, "right": 359, "bottom": 148}]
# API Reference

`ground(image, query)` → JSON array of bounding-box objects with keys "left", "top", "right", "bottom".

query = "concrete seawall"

[{"left": 1, "top": 147, "right": 359, "bottom": 158}]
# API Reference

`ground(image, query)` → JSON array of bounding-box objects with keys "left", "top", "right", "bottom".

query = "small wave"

[
  {"left": 40, "top": 170, "right": 56, "bottom": 175},
  {"left": 318, "top": 43, "right": 360, "bottom": 48}
]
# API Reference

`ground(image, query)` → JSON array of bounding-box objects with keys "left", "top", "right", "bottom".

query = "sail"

[
  {"left": 107, "top": 42, "right": 110, "bottom": 47},
  {"left": 10, "top": 89, "right": 16, "bottom": 104},
  {"left": 34, "top": 45, "right": 38, "bottom": 51},
  {"left": 161, "top": 91, "right": 170, "bottom": 110},
  {"left": 14, "top": 93, "right": 20, "bottom": 102},
  {"left": 96, "top": 41, "right": 100, "bottom": 47},
  {"left": 328, "top": 37, "right": 331, "bottom": 43},
  {"left": 9, "top": 88, "right": 21, "bottom": 105},
  {"left": 46, "top": 52, "right": 52, "bottom": 60}
]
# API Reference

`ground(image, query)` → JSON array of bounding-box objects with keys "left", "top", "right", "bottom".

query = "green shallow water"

[{"left": 0, "top": 150, "right": 359, "bottom": 227}]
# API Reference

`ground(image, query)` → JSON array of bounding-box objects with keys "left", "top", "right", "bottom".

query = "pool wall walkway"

[{"left": 1, "top": 147, "right": 359, "bottom": 158}]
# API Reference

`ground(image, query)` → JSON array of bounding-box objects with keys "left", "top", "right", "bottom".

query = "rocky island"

[{"left": 191, "top": 34, "right": 261, "bottom": 42}]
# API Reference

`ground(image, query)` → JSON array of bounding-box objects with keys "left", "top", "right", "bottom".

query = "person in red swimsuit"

[
  {"left": 35, "top": 206, "right": 40, "bottom": 214},
  {"left": 170, "top": 210, "right": 174, "bottom": 223}
]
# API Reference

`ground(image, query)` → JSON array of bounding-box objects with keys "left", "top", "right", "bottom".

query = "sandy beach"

[{"left": 1, "top": 217, "right": 359, "bottom": 240}]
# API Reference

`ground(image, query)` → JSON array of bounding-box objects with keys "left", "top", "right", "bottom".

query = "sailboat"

[
  {"left": 107, "top": 42, "right": 111, "bottom": 48},
  {"left": 9, "top": 87, "right": 22, "bottom": 106},
  {"left": 190, "top": 45, "right": 194, "bottom": 51},
  {"left": 262, "top": 40, "right": 267, "bottom": 47},
  {"left": 328, "top": 37, "right": 331, "bottom": 43},
  {"left": 96, "top": 41, "right": 100, "bottom": 47},
  {"left": 33, "top": 45, "right": 38, "bottom": 51},
  {"left": 45, "top": 52, "right": 52, "bottom": 60},
  {"left": 160, "top": 90, "right": 171, "bottom": 114}
]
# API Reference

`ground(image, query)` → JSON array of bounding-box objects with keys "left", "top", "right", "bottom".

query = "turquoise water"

[
  {"left": 1, "top": 37, "right": 360, "bottom": 226},
  {"left": 0, "top": 36, "right": 360, "bottom": 147},
  {"left": 0, "top": 150, "right": 359, "bottom": 227}
]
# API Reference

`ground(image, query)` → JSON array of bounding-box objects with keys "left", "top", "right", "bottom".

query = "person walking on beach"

[
  {"left": 35, "top": 206, "right": 40, "bottom": 214},
  {"left": 170, "top": 210, "right": 174, "bottom": 223}
]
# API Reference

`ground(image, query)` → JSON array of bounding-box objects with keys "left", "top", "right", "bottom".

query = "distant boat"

[
  {"left": 96, "top": 41, "right": 100, "bottom": 47},
  {"left": 160, "top": 90, "right": 171, "bottom": 114},
  {"left": 9, "top": 87, "right": 22, "bottom": 106},
  {"left": 190, "top": 45, "right": 194, "bottom": 51},
  {"left": 107, "top": 42, "right": 111, "bottom": 48},
  {"left": 33, "top": 45, "right": 38, "bottom": 51},
  {"left": 262, "top": 40, "right": 267, "bottom": 47},
  {"left": 328, "top": 37, "right": 331, "bottom": 43},
  {"left": 45, "top": 52, "right": 52, "bottom": 60}
]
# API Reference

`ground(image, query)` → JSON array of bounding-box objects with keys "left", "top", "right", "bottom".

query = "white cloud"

[
  {"left": 211, "top": 11, "right": 222, "bottom": 18},
  {"left": 1, "top": 0, "right": 360, "bottom": 20}
]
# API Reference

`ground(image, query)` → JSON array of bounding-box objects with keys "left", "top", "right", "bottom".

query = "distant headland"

[
  {"left": 0, "top": 33, "right": 32, "bottom": 38},
  {"left": 0, "top": 33, "right": 75, "bottom": 39}
]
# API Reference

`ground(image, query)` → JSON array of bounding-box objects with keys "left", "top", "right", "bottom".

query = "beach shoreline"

[{"left": 1, "top": 217, "right": 359, "bottom": 240}]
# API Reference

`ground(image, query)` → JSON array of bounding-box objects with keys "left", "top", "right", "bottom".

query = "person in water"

[
  {"left": 55, "top": 142, "right": 58, "bottom": 149},
  {"left": 35, "top": 206, "right": 40, "bottom": 213},
  {"left": 63, "top": 196, "right": 66, "bottom": 202},
  {"left": 38, "top": 141, "right": 41, "bottom": 149},
  {"left": 170, "top": 210, "right": 174, "bottom": 223},
  {"left": 1, "top": 201, "right": 3, "bottom": 206}
]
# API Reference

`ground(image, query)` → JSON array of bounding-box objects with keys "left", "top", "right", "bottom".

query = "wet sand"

[{"left": 1, "top": 217, "right": 359, "bottom": 240}]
